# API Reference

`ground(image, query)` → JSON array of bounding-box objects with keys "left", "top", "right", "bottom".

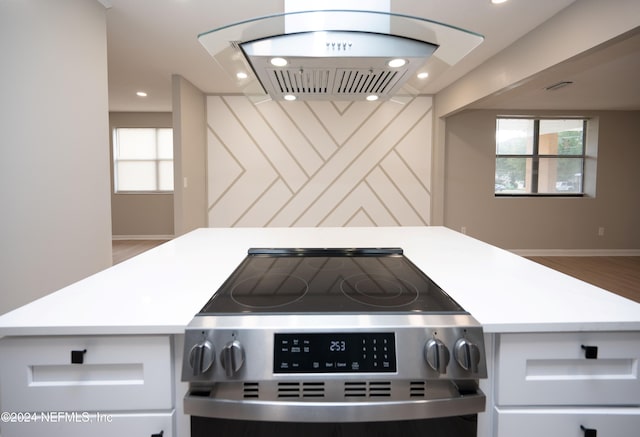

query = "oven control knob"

[
  {"left": 454, "top": 338, "right": 481, "bottom": 373},
  {"left": 424, "top": 338, "right": 450, "bottom": 374},
  {"left": 220, "top": 340, "right": 245, "bottom": 378},
  {"left": 189, "top": 341, "right": 215, "bottom": 376}
]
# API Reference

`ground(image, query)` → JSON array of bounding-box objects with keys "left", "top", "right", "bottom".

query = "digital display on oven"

[{"left": 273, "top": 333, "right": 396, "bottom": 373}]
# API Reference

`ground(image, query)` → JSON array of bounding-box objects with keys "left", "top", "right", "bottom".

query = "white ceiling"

[
  {"left": 470, "top": 27, "right": 640, "bottom": 111},
  {"left": 105, "top": 0, "right": 640, "bottom": 112}
]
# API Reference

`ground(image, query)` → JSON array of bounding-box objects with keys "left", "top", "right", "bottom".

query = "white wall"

[
  {"left": 435, "top": 0, "right": 640, "bottom": 119},
  {"left": 0, "top": 0, "right": 112, "bottom": 315},
  {"left": 206, "top": 96, "right": 433, "bottom": 227}
]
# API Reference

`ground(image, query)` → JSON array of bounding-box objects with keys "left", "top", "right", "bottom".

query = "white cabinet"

[
  {"left": 0, "top": 412, "right": 174, "bottom": 437},
  {"left": 494, "top": 332, "right": 640, "bottom": 437},
  {"left": 495, "top": 407, "right": 640, "bottom": 437},
  {"left": 0, "top": 335, "right": 174, "bottom": 437}
]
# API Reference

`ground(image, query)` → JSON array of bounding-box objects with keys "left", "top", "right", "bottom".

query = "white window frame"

[{"left": 112, "top": 127, "right": 174, "bottom": 193}]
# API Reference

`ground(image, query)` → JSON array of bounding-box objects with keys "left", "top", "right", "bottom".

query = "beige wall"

[
  {"left": 0, "top": 0, "right": 112, "bottom": 315},
  {"left": 206, "top": 96, "right": 433, "bottom": 227},
  {"left": 172, "top": 76, "right": 207, "bottom": 236},
  {"left": 109, "top": 112, "right": 174, "bottom": 238},
  {"left": 432, "top": 0, "right": 640, "bottom": 226},
  {"left": 443, "top": 109, "right": 640, "bottom": 251}
]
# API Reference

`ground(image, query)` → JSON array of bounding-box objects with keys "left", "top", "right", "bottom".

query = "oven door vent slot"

[
  {"left": 302, "top": 381, "right": 325, "bottom": 398},
  {"left": 410, "top": 381, "right": 426, "bottom": 398},
  {"left": 277, "top": 381, "right": 325, "bottom": 398},
  {"left": 344, "top": 381, "right": 391, "bottom": 398},
  {"left": 344, "top": 381, "right": 367, "bottom": 397},
  {"left": 368, "top": 381, "right": 391, "bottom": 397},
  {"left": 189, "top": 389, "right": 212, "bottom": 398},
  {"left": 243, "top": 382, "right": 259, "bottom": 399},
  {"left": 277, "top": 382, "right": 301, "bottom": 398}
]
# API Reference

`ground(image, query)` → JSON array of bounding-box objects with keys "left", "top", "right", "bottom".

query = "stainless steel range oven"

[{"left": 182, "top": 248, "right": 487, "bottom": 436}]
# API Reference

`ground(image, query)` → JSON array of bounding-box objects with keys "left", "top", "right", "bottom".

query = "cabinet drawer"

[
  {"left": 0, "top": 411, "right": 174, "bottom": 437},
  {"left": 496, "top": 332, "right": 640, "bottom": 405},
  {"left": 495, "top": 407, "right": 640, "bottom": 437},
  {"left": 0, "top": 336, "right": 172, "bottom": 412}
]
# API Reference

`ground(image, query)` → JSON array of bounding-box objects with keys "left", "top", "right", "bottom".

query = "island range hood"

[
  {"left": 198, "top": 9, "right": 484, "bottom": 102},
  {"left": 239, "top": 31, "right": 437, "bottom": 101}
]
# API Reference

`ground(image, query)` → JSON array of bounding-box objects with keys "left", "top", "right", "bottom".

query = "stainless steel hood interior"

[
  {"left": 198, "top": 10, "right": 484, "bottom": 103},
  {"left": 240, "top": 31, "right": 437, "bottom": 101}
]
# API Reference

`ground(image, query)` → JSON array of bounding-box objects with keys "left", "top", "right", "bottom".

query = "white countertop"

[{"left": 1, "top": 226, "right": 639, "bottom": 336}]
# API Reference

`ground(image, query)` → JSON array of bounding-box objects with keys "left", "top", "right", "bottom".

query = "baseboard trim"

[
  {"left": 112, "top": 234, "right": 174, "bottom": 241},
  {"left": 510, "top": 249, "right": 640, "bottom": 257}
]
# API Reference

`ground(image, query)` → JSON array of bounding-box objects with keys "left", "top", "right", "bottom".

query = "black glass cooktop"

[{"left": 199, "top": 248, "right": 465, "bottom": 314}]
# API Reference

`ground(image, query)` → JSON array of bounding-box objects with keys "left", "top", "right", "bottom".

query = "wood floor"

[
  {"left": 526, "top": 256, "right": 640, "bottom": 303},
  {"left": 112, "top": 239, "right": 169, "bottom": 265},
  {"left": 111, "top": 240, "right": 639, "bottom": 304}
]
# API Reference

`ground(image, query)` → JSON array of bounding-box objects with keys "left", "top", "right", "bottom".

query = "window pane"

[
  {"left": 116, "top": 161, "right": 157, "bottom": 191},
  {"left": 158, "top": 160, "right": 174, "bottom": 191},
  {"left": 495, "top": 157, "right": 532, "bottom": 193},
  {"left": 495, "top": 118, "right": 588, "bottom": 196},
  {"left": 539, "top": 120, "right": 584, "bottom": 155},
  {"left": 538, "top": 157, "right": 583, "bottom": 193},
  {"left": 116, "top": 128, "right": 157, "bottom": 159},
  {"left": 113, "top": 127, "right": 174, "bottom": 193},
  {"left": 157, "top": 128, "right": 174, "bottom": 159},
  {"left": 496, "top": 119, "right": 534, "bottom": 155}
]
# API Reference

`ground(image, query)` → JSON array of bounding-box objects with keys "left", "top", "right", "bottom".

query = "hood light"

[
  {"left": 270, "top": 57, "right": 288, "bottom": 67},
  {"left": 236, "top": 72, "right": 248, "bottom": 79},
  {"left": 417, "top": 72, "right": 429, "bottom": 79},
  {"left": 284, "top": 94, "right": 297, "bottom": 101},
  {"left": 387, "top": 58, "right": 407, "bottom": 68},
  {"left": 366, "top": 95, "right": 379, "bottom": 101},
  {"left": 136, "top": 91, "right": 148, "bottom": 97}
]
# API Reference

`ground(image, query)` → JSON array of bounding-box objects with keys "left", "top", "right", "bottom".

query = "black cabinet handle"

[
  {"left": 71, "top": 349, "right": 87, "bottom": 364},
  {"left": 581, "top": 425, "right": 597, "bottom": 437},
  {"left": 151, "top": 431, "right": 164, "bottom": 437},
  {"left": 581, "top": 345, "right": 598, "bottom": 359}
]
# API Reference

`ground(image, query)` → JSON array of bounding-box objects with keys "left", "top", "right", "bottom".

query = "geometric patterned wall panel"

[{"left": 207, "top": 95, "right": 433, "bottom": 227}]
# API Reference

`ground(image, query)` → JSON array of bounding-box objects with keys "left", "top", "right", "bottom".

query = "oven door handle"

[{"left": 184, "top": 388, "right": 486, "bottom": 423}]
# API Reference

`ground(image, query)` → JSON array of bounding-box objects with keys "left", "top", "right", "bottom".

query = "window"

[
  {"left": 113, "top": 128, "right": 174, "bottom": 192},
  {"left": 495, "top": 118, "right": 586, "bottom": 196}
]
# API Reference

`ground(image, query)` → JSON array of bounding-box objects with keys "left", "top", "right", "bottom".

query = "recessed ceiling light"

[
  {"left": 366, "top": 95, "right": 379, "bottom": 101},
  {"left": 270, "top": 57, "right": 288, "bottom": 67},
  {"left": 491, "top": 0, "right": 509, "bottom": 4},
  {"left": 284, "top": 94, "right": 297, "bottom": 101},
  {"left": 387, "top": 58, "right": 407, "bottom": 68},
  {"left": 236, "top": 72, "right": 248, "bottom": 79},
  {"left": 136, "top": 91, "right": 147, "bottom": 97},
  {"left": 417, "top": 72, "right": 429, "bottom": 79}
]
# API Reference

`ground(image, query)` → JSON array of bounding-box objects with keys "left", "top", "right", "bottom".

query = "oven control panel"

[
  {"left": 274, "top": 333, "right": 397, "bottom": 373},
  {"left": 181, "top": 315, "right": 487, "bottom": 382}
]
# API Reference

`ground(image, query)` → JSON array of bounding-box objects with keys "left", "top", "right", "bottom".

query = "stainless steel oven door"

[{"left": 190, "top": 415, "right": 479, "bottom": 437}]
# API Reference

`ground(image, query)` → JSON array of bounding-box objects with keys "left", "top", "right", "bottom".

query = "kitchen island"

[{"left": 1, "top": 227, "right": 639, "bottom": 437}]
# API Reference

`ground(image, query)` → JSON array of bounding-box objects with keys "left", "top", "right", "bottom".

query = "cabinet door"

[
  {"left": 0, "top": 336, "right": 172, "bottom": 412},
  {"left": 0, "top": 411, "right": 173, "bottom": 437},
  {"left": 496, "top": 407, "right": 640, "bottom": 437},
  {"left": 496, "top": 332, "right": 640, "bottom": 405}
]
